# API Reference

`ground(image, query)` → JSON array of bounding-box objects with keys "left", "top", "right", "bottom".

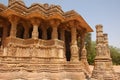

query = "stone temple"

[
  {"left": 0, "top": 0, "right": 93, "bottom": 80},
  {"left": 0, "top": 0, "right": 118, "bottom": 80}
]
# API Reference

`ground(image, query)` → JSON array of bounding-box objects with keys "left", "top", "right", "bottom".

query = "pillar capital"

[
  {"left": 8, "top": 15, "right": 20, "bottom": 24},
  {"left": 49, "top": 19, "right": 60, "bottom": 27},
  {"left": 96, "top": 24, "right": 103, "bottom": 32},
  {"left": 30, "top": 18, "right": 41, "bottom": 26},
  {"left": 68, "top": 20, "right": 79, "bottom": 28}
]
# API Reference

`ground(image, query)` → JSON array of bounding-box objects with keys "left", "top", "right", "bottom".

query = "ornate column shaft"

[
  {"left": 52, "top": 26, "right": 58, "bottom": 39},
  {"left": 24, "top": 27, "right": 29, "bottom": 39},
  {"left": 70, "top": 27, "right": 79, "bottom": 62},
  {"left": 103, "top": 33, "right": 108, "bottom": 45},
  {"left": 30, "top": 18, "right": 41, "bottom": 39},
  {"left": 71, "top": 27, "right": 77, "bottom": 44},
  {"left": 49, "top": 19, "right": 60, "bottom": 39},
  {"left": 60, "top": 29, "right": 65, "bottom": 41},
  {"left": 103, "top": 33, "right": 111, "bottom": 57},
  {"left": 23, "top": 23, "right": 29, "bottom": 39},
  {"left": 2, "top": 24, "right": 8, "bottom": 46},
  {"left": 80, "top": 31, "right": 86, "bottom": 60},
  {"left": 9, "top": 15, "right": 19, "bottom": 38},
  {"left": 41, "top": 27, "right": 47, "bottom": 40}
]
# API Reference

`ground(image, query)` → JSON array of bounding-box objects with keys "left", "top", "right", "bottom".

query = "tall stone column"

[
  {"left": 71, "top": 27, "right": 79, "bottom": 62},
  {"left": 79, "top": 31, "right": 86, "bottom": 60},
  {"left": 91, "top": 24, "right": 116, "bottom": 80},
  {"left": 41, "top": 26, "right": 47, "bottom": 40},
  {"left": 69, "top": 21, "right": 79, "bottom": 62},
  {"left": 2, "top": 24, "right": 8, "bottom": 47},
  {"left": 24, "top": 27, "right": 29, "bottom": 39},
  {"left": 8, "top": 15, "right": 19, "bottom": 38},
  {"left": 30, "top": 18, "right": 41, "bottom": 39},
  {"left": 49, "top": 19, "right": 60, "bottom": 40},
  {"left": 23, "top": 23, "right": 29, "bottom": 39},
  {"left": 60, "top": 29, "right": 65, "bottom": 41},
  {"left": 103, "top": 33, "right": 111, "bottom": 57},
  {"left": 60, "top": 29, "right": 66, "bottom": 61},
  {"left": 52, "top": 26, "right": 58, "bottom": 39}
]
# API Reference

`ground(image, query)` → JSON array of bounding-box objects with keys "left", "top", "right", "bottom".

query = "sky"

[{"left": 0, "top": 0, "right": 120, "bottom": 48}]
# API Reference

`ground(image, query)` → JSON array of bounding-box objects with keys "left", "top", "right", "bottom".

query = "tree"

[
  {"left": 85, "top": 33, "right": 92, "bottom": 55},
  {"left": 109, "top": 46, "right": 120, "bottom": 65},
  {"left": 87, "top": 41, "right": 96, "bottom": 65},
  {"left": 85, "top": 33, "right": 96, "bottom": 65}
]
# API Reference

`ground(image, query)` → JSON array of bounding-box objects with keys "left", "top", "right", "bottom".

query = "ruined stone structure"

[
  {"left": 91, "top": 25, "right": 116, "bottom": 80},
  {"left": 0, "top": 0, "right": 93, "bottom": 80}
]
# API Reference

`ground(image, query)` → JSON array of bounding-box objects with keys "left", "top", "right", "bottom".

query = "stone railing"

[
  {"left": 4, "top": 37, "right": 64, "bottom": 47},
  {"left": 2, "top": 37, "right": 65, "bottom": 61}
]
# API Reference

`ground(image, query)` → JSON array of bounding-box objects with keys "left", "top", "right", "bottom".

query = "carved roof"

[{"left": 0, "top": 1, "right": 93, "bottom": 32}]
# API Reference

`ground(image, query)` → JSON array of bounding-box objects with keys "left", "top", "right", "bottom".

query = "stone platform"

[{"left": 0, "top": 57, "right": 88, "bottom": 80}]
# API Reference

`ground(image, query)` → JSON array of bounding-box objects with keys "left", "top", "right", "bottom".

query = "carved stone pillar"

[
  {"left": 71, "top": 27, "right": 79, "bottom": 62},
  {"left": 30, "top": 18, "right": 41, "bottom": 39},
  {"left": 41, "top": 26, "right": 47, "bottom": 40},
  {"left": 96, "top": 24, "right": 104, "bottom": 44},
  {"left": 23, "top": 23, "right": 29, "bottom": 39},
  {"left": 69, "top": 21, "right": 79, "bottom": 62},
  {"left": 60, "top": 29, "right": 65, "bottom": 41},
  {"left": 80, "top": 31, "right": 86, "bottom": 60},
  {"left": 103, "top": 33, "right": 110, "bottom": 57},
  {"left": 24, "top": 27, "right": 29, "bottom": 39},
  {"left": 49, "top": 19, "right": 60, "bottom": 39},
  {"left": 2, "top": 24, "right": 8, "bottom": 46},
  {"left": 8, "top": 15, "right": 19, "bottom": 38}
]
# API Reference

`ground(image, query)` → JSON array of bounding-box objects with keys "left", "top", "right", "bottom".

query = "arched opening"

[
  {"left": 47, "top": 27, "right": 52, "bottom": 40},
  {"left": 65, "top": 30, "right": 71, "bottom": 61},
  {"left": 16, "top": 23, "right": 24, "bottom": 39}
]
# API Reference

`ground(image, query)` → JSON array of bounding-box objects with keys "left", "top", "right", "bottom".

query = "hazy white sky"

[{"left": 0, "top": 0, "right": 120, "bottom": 48}]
